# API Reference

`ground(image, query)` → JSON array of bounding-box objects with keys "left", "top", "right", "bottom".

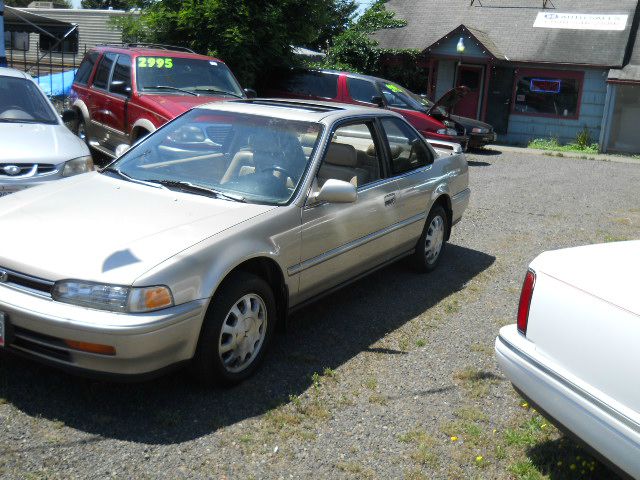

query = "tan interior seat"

[{"left": 318, "top": 142, "right": 370, "bottom": 187}]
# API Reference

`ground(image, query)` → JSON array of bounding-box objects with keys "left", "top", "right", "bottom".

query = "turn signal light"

[
  {"left": 517, "top": 269, "right": 536, "bottom": 336},
  {"left": 64, "top": 339, "right": 116, "bottom": 356}
]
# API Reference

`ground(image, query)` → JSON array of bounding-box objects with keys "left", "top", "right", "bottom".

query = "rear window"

[
  {"left": 275, "top": 71, "right": 338, "bottom": 99},
  {"left": 74, "top": 51, "right": 99, "bottom": 85}
]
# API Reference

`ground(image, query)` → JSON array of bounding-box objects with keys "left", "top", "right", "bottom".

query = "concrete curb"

[{"left": 489, "top": 144, "right": 640, "bottom": 165}]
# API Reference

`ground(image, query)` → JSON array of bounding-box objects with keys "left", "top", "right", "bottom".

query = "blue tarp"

[{"left": 36, "top": 69, "right": 77, "bottom": 97}]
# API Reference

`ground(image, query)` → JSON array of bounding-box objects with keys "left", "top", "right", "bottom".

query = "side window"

[
  {"left": 109, "top": 54, "right": 132, "bottom": 92},
  {"left": 317, "top": 122, "right": 382, "bottom": 188},
  {"left": 347, "top": 77, "right": 379, "bottom": 104},
  {"left": 92, "top": 53, "right": 116, "bottom": 90},
  {"left": 74, "top": 51, "right": 99, "bottom": 85},
  {"left": 380, "top": 117, "right": 433, "bottom": 175},
  {"left": 282, "top": 72, "right": 338, "bottom": 99}
]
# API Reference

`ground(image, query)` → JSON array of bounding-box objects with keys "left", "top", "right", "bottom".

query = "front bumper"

[
  {"left": 495, "top": 325, "right": 640, "bottom": 479},
  {"left": 0, "top": 283, "right": 207, "bottom": 376},
  {"left": 468, "top": 132, "right": 497, "bottom": 148}
]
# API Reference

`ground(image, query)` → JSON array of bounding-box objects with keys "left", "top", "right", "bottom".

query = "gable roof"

[
  {"left": 425, "top": 24, "right": 506, "bottom": 60},
  {"left": 372, "top": 0, "right": 640, "bottom": 67}
]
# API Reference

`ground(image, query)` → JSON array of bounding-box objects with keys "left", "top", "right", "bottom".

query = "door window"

[
  {"left": 380, "top": 117, "right": 433, "bottom": 175},
  {"left": 109, "top": 54, "right": 132, "bottom": 93},
  {"left": 317, "top": 122, "right": 382, "bottom": 188},
  {"left": 75, "top": 51, "right": 99, "bottom": 85},
  {"left": 92, "top": 53, "right": 116, "bottom": 90},
  {"left": 347, "top": 77, "right": 379, "bottom": 104}
]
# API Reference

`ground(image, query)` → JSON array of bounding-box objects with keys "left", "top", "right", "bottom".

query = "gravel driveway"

[{"left": 1, "top": 149, "right": 639, "bottom": 480}]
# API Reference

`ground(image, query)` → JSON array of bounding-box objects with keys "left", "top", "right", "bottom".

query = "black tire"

[
  {"left": 190, "top": 272, "right": 276, "bottom": 386},
  {"left": 75, "top": 116, "right": 90, "bottom": 147},
  {"left": 412, "top": 204, "right": 448, "bottom": 273}
]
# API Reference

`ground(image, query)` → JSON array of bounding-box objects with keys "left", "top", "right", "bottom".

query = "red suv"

[
  {"left": 70, "top": 44, "right": 250, "bottom": 157},
  {"left": 264, "top": 69, "right": 476, "bottom": 148}
]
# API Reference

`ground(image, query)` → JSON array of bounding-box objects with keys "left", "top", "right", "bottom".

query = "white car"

[
  {"left": 0, "top": 67, "right": 93, "bottom": 197},
  {"left": 495, "top": 241, "right": 640, "bottom": 479}
]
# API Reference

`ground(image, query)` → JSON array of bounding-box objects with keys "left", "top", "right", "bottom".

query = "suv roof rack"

[
  {"left": 238, "top": 99, "right": 345, "bottom": 113},
  {"left": 95, "top": 43, "right": 196, "bottom": 54}
]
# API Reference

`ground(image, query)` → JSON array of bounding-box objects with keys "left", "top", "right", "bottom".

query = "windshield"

[
  {"left": 376, "top": 82, "right": 446, "bottom": 115},
  {"left": 111, "top": 109, "right": 323, "bottom": 205},
  {"left": 136, "top": 57, "right": 245, "bottom": 97},
  {"left": 0, "top": 77, "right": 58, "bottom": 124}
]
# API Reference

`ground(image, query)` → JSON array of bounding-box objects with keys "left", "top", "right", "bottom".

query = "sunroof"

[{"left": 237, "top": 99, "right": 344, "bottom": 113}]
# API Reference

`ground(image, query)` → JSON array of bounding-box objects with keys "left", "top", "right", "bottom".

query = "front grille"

[
  {"left": 0, "top": 164, "right": 57, "bottom": 177},
  {"left": 1, "top": 267, "right": 53, "bottom": 296},
  {"left": 10, "top": 326, "right": 72, "bottom": 362}
]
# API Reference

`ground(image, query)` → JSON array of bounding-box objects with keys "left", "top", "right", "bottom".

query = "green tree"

[
  {"left": 115, "top": 0, "right": 352, "bottom": 87},
  {"left": 81, "top": 0, "right": 129, "bottom": 8},
  {"left": 315, "top": 0, "right": 406, "bottom": 73}
]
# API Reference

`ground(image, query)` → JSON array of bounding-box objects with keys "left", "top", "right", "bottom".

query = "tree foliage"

[
  {"left": 115, "top": 0, "right": 357, "bottom": 88},
  {"left": 313, "top": 0, "right": 406, "bottom": 73}
]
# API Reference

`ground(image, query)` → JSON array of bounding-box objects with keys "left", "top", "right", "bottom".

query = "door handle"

[{"left": 384, "top": 193, "right": 396, "bottom": 206}]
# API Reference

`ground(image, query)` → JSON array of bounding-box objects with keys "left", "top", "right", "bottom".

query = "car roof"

[
  {"left": 193, "top": 98, "right": 404, "bottom": 123},
  {"left": 91, "top": 45, "right": 223, "bottom": 62},
  {"left": 0, "top": 67, "right": 32, "bottom": 80}
]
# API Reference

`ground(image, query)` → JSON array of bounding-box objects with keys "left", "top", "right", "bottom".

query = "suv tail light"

[{"left": 517, "top": 269, "right": 536, "bottom": 336}]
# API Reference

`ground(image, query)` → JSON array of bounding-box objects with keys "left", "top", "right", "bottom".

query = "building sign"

[
  {"left": 533, "top": 12, "right": 628, "bottom": 31},
  {"left": 530, "top": 78, "right": 561, "bottom": 94}
]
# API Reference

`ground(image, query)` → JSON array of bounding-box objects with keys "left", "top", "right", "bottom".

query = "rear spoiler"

[{"left": 426, "top": 139, "right": 464, "bottom": 156}]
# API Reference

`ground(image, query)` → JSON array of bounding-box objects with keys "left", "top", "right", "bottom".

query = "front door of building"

[
  {"left": 454, "top": 65, "right": 483, "bottom": 119},
  {"left": 485, "top": 66, "right": 515, "bottom": 134}
]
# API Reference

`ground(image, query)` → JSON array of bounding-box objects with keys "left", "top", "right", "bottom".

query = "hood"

[
  {"left": 138, "top": 94, "right": 237, "bottom": 119},
  {"left": 0, "top": 122, "right": 89, "bottom": 164},
  {"left": 0, "top": 172, "right": 275, "bottom": 284},
  {"left": 449, "top": 115, "right": 492, "bottom": 131},
  {"left": 428, "top": 86, "right": 470, "bottom": 116},
  {"left": 531, "top": 241, "right": 640, "bottom": 316}
]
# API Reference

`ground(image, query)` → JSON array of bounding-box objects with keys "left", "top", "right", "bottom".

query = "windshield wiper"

[
  {"left": 192, "top": 87, "right": 244, "bottom": 98},
  {"left": 145, "top": 85, "right": 198, "bottom": 97},
  {"left": 143, "top": 179, "right": 245, "bottom": 202},
  {"left": 102, "top": 166, "right": 167, "bottom": 189}
]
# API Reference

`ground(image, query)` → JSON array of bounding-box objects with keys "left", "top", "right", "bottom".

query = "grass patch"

[
  {"left": 399, "top": 428, "right": 439, "bottom": 468},
  {"left": 604, "top": 234, "right": 630, "bottom": 243},
  {"left": 453, "top": 367, "right": 499, "bottom": 398},
  {"left": 368, "top": 393, "right": 388, "bottom": 405},
  {"left": 508, "top": 459, "right": 543, "bottom": 480},
  {"left": 528, "top": 137, "right": 598, "bottom": 154},
  {"left": 454, "top": 406, "right": 488, "bottom": 423},
  {"left": 336, "top": 461, "right": 375, "bottom": 478}
]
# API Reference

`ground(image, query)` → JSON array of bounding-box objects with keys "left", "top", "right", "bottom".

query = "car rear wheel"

[
  {"left": 412, "top": 204, "right": 448, "bottom": 272},
  {"left": 190, "top": 272, "right": 276, "bottom": 385}
]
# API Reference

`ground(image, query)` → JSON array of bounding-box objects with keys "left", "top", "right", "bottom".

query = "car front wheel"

[
  {"left": 190, "top": 272, "right": 276, "bottom": 385},
  {"left": 413, "top": 204, "right": 448, "bottom": 272}
]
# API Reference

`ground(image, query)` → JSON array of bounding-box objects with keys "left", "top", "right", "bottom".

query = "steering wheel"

[{"left": 260, "top": 165, "right": 291, "bottom": 179}]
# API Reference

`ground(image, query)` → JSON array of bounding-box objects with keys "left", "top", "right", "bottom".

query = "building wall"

[
  {"left": 603, "top": 84, "right": 640, "bottom": 153},
  {"left": 503, "top": 67, "right": 608, "bottom": 146}
]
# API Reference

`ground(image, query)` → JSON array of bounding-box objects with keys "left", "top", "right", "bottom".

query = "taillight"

[{"left": 517, "top": 269, "right": 536, "bottom": 335}]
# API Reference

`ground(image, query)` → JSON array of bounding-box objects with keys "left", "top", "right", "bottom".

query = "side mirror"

[
  {"left": 371, "top": 96, "right": 385, "bottom": 108},
  {"left": 115, "top": 144, "right": 130, "bottom": 157},
  {"left": 315, "top": 179, "right": 357, "bottom": 204},
  {"left": 61, "top": 109, "right": 78, "bottom": 123},
  {"left": 111, "top": 80, "right": 132, "bottom": 97},
  {"left": 244, "top": 88, "right": 257, "bottom": 99}
]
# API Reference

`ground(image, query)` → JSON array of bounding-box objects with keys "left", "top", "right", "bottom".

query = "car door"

[
  {"left": 88, "top": 52, "right": 116, "bottom": 149},
  {"left": 104, "top": 54, "right": 132, "bottom": 151},
  {"left": 378, "top": 116, "right": 438, "bottom": 250},
  {"left": 297, "top": 119, "right": 403, "bottom": 302}
]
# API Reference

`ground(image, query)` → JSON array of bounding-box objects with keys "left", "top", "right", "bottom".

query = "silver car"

[
  {"left": 0, "top": 99, "right": 469, "bottom": 384},
  {"left": 0, "top": 67, "right": 93, "bottom": 197}
]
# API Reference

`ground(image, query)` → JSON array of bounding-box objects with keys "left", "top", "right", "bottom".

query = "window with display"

[{"left": 512, "top": 69, "right": 583, "bottom": 118}]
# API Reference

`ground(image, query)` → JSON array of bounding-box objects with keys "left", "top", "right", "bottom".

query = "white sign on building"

[{"left": 533, "top": 12, "right": 628, "bottom": 31}]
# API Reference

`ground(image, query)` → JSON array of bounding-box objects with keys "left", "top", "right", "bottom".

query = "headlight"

[
  {"left": 62, "top": 156, "right": 94, "bottom": 177},
  {"left": 436, "top": 128, "right": 458, "bottom": 136},
  {"left": 52, "top": 280, "right": 174, "bottom": 313},
  {"left": 472, "top": 127, "right": 489, "bottom": 134}
]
